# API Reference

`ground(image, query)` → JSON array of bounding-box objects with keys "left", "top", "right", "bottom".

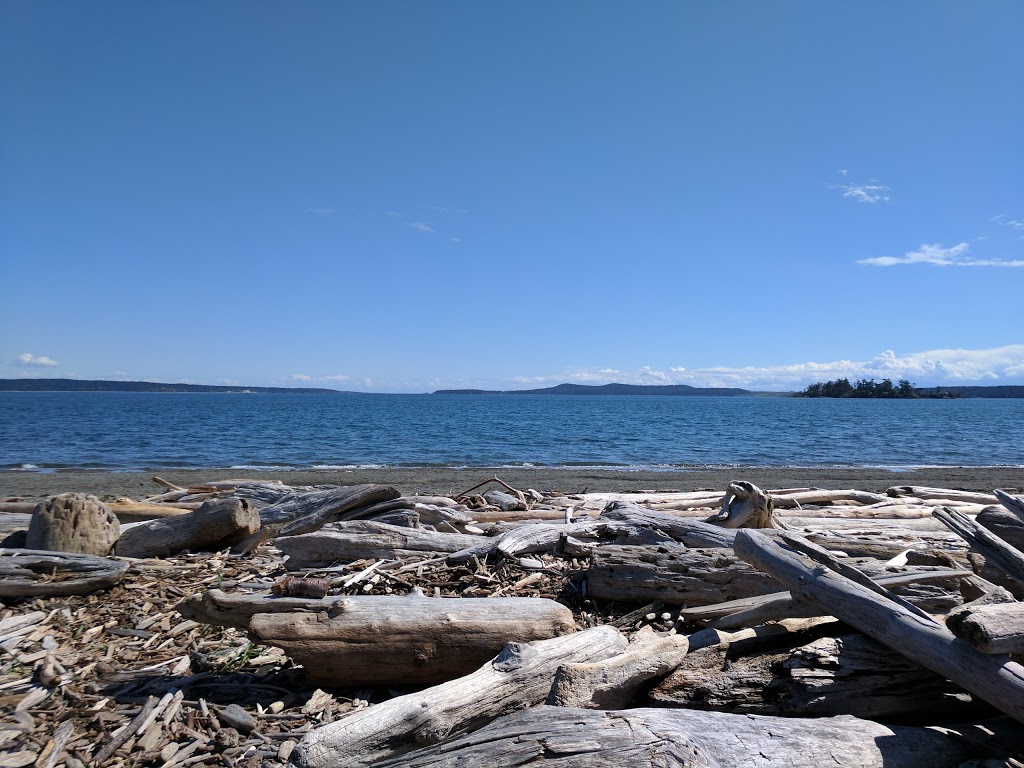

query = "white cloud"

[
  {"left": 15, "top": 353, "right": 58, "bottom": 367},
  {"left": 320, "top": 374, "right": 351, "bottom": 383},
  {"left": 286, "top": 373, "right": 312, "bottom": 381},
  {"left": 509, "top": 345, "right": 1024, "bottom": 391},
  {"left": 449, "top": 237, "right": 462, "bottom": 243},
  {"left": 838, "top": 169, "right": 848, "bottom": 176},
  {"left": 993, "top": 214, "right": 1024, "bottom": 231},
  {"left": 216, "top": 378, "right": 240, "bottom": 385},
  {"left": 306, "top": 208, "right": 336, "bottom": 216},
  {"left": 406, "top": 221, "right": 434, "bottom": 233},
  {"left": 836, "top": 182, "right": 890, "bottom": 204},
  {"left": 858, "top": 242, "right": 1024, "bottom": 268}
]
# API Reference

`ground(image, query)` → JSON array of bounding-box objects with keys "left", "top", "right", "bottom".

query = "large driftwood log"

[
  {"left": 703, "top": 481, "right": 781, "bottom": 529},
  {"left": 734, "top": 529, "right": 1024, "bottom": 725},
  {"left": 946, "top": 601, "right": 1024, "bottom": 655},
  {"left": 276, "top": 521, "right": 482, "bottom": 569},
  {"left": 115, "top": 498, "right": 261, "bottom": 558},
  {"left": 934, "top": 505, "right": 1024, "bottom": 588},
  {"left": 887, "top": 485, "right": 1000, "bottom": 505},
  {"left": 26, "top": 493, "right": 120, "bottom": 555},
  {"left": 0, "top": 548, "right": 129, "bottom": 596},
  {"left": 650, "top": 630, "right": 976, "bottom": 719},
  {"left": 374, "top": 706, "right": 978, "bottom": 768},
  {"left": 254, "top": 484, "right": 400, "bottom": 528},
  {"left": 105, "top": 500, "right": 194, "bottom": 522},
  {"left": 600, "top": 503, "right": 739, "bottom": 547},
  {"left": 977, "top": 505, "right": 1024, "bottom": 552},
  {"left": 290, "top": 626, "right": 628, "bottom": 768}
]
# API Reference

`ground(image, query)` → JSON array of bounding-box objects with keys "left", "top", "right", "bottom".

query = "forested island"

[{"left": 793, "top": 378, "right": 1002, "bottom": 399}]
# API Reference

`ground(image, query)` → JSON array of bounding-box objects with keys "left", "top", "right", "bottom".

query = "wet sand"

[{"left": 2, "top": 466, "right": 1022, "bottom": 501}]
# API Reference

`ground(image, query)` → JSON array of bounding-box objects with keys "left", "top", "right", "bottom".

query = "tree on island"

[{"left": 795, "top": 378, "right": 957, "bottom": 398}]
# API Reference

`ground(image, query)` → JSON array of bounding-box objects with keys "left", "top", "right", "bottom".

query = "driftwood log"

[
  {"left": 977, "top": 505, "right": 1024, "bottom": 552},
  {"left": 934, "top": 505, "right": 1024, "bottom": 588},
  {"left": 0, "top": 548, "right": 129, "bottom": 596},
  {"left": 946, "top": 601, "right": 1024, "bottom": 655},
  {"left": 290, "top": 626, "right": 629, "bottom": 768},
  {"left": 115, "top": 498, "right": 261, "bottom": 558},
  {"left": 179, "top": 589, "right": 577, "bottom": 685},
  {"left": 374, "top": 706, "right": 977, "bottom": 768},
  {"left": 734, "top": 529, "right": 1024, "bottom": 725},
  {"left": 703, "top": 480, "right": 781, "bottom": 529},
  {"left": 599, "top": 502, "right": 739, "bottom": 547},
  {"left": 26, "top": 493, "right": 120, "bottom": 555},
  {"left": 252, "top": 484, "right": 400, "bottom": 529}
]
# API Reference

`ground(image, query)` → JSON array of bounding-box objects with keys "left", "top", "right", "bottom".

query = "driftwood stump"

[
  {"left": 26, "top": 493, "right": 120, "bottom": 555},
  {"left": 704, "top": 480, "right": 781, "bottom": 529}
]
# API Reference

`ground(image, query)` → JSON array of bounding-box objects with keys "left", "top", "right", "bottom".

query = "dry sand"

[{"left": 2, "top": 465, "right": 1022, "bottom": 501}]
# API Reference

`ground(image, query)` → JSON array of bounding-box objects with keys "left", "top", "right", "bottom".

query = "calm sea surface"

[{"left": 1, "top": 392, "right": 1022, "bottom": 471}]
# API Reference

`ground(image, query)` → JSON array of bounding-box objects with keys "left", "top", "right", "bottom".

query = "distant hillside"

[
  {"left": 434, "top": 382, "right": 751, "bottom": 396},
  {"left": 926, "top": 385, "right": 1024, "bottom": 398},
  {"left": 0, "top": 378, "right": 341, "bottom": 394}
]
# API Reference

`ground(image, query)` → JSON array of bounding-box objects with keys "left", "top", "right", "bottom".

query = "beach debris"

[
  {"left": 0, "top": 548, "right": 129, "bottom": 597},
  {"left": 114, "top": 497, "right": 261, "bottom": 559},
  {"left": 271, "top": 575, "right": 330, "bottom": 598},
  {"left": 26, "top": 493, "right": 120, "bottom": 556},
  {"left": 703, "top": 480, "right": 782, "bottom": 529}
]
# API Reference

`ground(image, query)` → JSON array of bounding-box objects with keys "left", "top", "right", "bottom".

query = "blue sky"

[{"left": 2, "top": 1, "right": 1022, "bottom": 392}]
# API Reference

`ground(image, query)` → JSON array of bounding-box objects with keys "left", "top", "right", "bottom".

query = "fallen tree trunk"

[
  {"left": 733, "top": 529, "right": 1024, "bottom": 725},
  {"left": 887, "top": 486, "right": 1000, "bottom": 505},
  {"left": 0, "top": 548, "right": 129, "bottom": 596},
  {"left": 599, "top": 502, "right": 740, "bottom": 547},
  {"left": 115, "top": 498, "right": 261, "bottom": 558},
  {"left": 374, "top": 706, "right": 978, "bottom": 768},
  {"left": 290, "top": 626, "right": 628, "bottom": 768},
  {"left": 274, "top": 484, "right": 402, "bottom": 535},
  {"left": 276, "top": 521, "right": 482, "bottom": 569}
]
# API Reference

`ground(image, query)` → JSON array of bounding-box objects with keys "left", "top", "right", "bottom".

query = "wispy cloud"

[
  {"left": 835, "top": 182, "right": 890, "bottom": 204},
  {"left": 406, "top": 221, "right": 434, "bottom": 233},
  {"left": 285, "top": 373, "right": 312, "bottom": 382},
  {"left": 319, "top": 374, "right": 351, "bottom": 383},
  {"left": 993, "top": 214, "right": 1024, "bottom": 238},
  {"left": 858, "top": 242, "right": 1024, "bottom": 268},
  {"left": 305, "top": 208, "right": 336, "bottom": 216},
  {"left": 15, "top": 353, "right": 58, "bottom": 367},
  {"left": 507, "top": 346, "right": 1024, "bottom": 390}
]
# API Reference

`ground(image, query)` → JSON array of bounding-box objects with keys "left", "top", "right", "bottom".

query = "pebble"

[{"left": 218, "top": 703, "right": 256, "bottom": 734}]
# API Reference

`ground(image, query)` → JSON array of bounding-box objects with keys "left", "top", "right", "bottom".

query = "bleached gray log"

[
  {"left": 734, "top": 529, "right": 1024, "bottom": 725},
  {"left": 277, "top": 521, "right": 481, "bottom": 569},
  {"left": 115, "top": 498, "right": 261, "bottom": 558},
  {"left": 946, "top": 602, "right": 1024, "bottom": 655},
  {"left": 650, "top": 631, "right": 975, "bottom": 719},
  {"left": 248, "top": 594, "right": 577, "bottom": 685},
  {"left": 547, "top": 626, "right": 688, "bottom": 709},
  {"left": 375, "top": 706, "right": 976, "bottom": 768},
  {"left": 26, "top": 493, "right": 120, "bottom": 555},
  {"left": 887, "top": 485, "right": 1000, "bottom": 505},
  {"left": 704, "top": 480, "right": 781, "bottom": 529},
  {"left": 344, "top": 497, "right": 470, "bottom": 527},
  {"left": 774, "top": 488, "right": 889, "bottom": 507},
  {"left": 600, "top": 502, "right": 739, "bottom": 547},
  {"left": 274, "top": 484, "right": 401, "bottom": 535},
  {"left": 0, "top": 548, "right": 129, "bottom": 596},
  {"left": 934, "top": 506, "right": 1024, "bottom": 588},
  {"left": 996, "top": 488, "right": 1024, "bottom": 520},
  {"left": 977, "top": 506, "right": 1024, "bottom": 552},
  {"left": 290, "top": 626, "right": 628, "bottom": 768},
  {"left": 483, "top": 490, "right": 527, "bottom": 511}
]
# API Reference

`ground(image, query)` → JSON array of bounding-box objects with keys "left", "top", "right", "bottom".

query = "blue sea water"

[{"left": 1, "top": 392, "right": 1022, "bottom": 471}]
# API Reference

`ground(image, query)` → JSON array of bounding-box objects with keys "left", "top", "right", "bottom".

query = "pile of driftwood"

[{"left": 1, "top": 476, "right": 1024, "bottom": 767}]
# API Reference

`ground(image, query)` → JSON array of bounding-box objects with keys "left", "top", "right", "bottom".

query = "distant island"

[
  {"left": 0, "top": 378, "right": 341, "bottom": 394},
  {"left": 794, "top": 378, "right": 1024, "bottom": 399},
  {"left": 434, "top": 383, "right": 753, "bottom": 396}
]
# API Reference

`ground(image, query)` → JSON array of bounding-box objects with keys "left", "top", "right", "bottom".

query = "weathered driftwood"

[
  {"left": 734, "top": 529, "right": 1024, "bottom": 725},
  {"left": 0, "top": 548, "right": 129, "bottom": 596},
  {"left": 887, "top": 485, "right": 1000, "bottom": 505},
  {"left": 704, "top": 480, "right": 781, "bottom": 529},
  {"left": 105, "top": 500, "right": 195, "bottom": 521},
  {"left": 290, "top": 626, "right": 629, "bottom": 768},
  {"left": 587, "top": 543, "right": 780, "bottom": 606},
  {"left": 483, "top": 490, "right": 527, "bottom": 511},
  {"left": 650, "top": 630, "right": 975, "bottom": 719},
  {"left": 274, "top": 484, "right": 401, "bottom": 535},
  {"left": 115, "top": 497, "right": 261, "bottom": 558},
  {"left": 240, "top": 593, "right": 576, "bottom": 685},
  {"left": 276, "top": 521, "right": 481, "bottom": 569},
  {"left": 547, "top": 626, "right": 688, "bottom": 709},
  {"left": 977, "top": 505, "right": 1024, "bottom": 552},
  {"left": 934, "top": 505, "right": 1024, "bottom": 588},
  {"left": 26, "top": 493, "right": 120, "bottom": 555},
  {"left": 946, "top": 601, "right": 1024, "bottom": 655},
  {"left": 600, "top": 502, "right": 739, "bottom": 547},
  {"left": 374, "top": 705, "right": 977, "bottom": 768},
  {"left": 996, "top": 488, "right": 1024, "bottom": 519}
]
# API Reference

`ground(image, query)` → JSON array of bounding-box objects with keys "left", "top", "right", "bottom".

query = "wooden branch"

[
  {"left": 0, "top": 548, "right": 129, "bottom": 596},
  {"left": 934, "top": 506, "right": 1024, "bottom": 587},
  {"left": 290, "top": 626, "right": 628, "bottom": 768},
  {"left": 375, "top": 706, "right": 978, "bottom": 768},
  {"left": 115, "top": 498, "right": 261, "bottom": 558},
  {"left": 733, "top": 529, "right": 1024, "bottom": 725}
]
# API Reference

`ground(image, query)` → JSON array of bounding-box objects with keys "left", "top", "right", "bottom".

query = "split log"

[
  {"left": 26, "top": 493, "right": 120, "bottom": 555},
  {"left": 934, "top": 506, "right": 1024, "bottom": 588},
  {"left": 946, "top": 602, "right": 1024, "bottom": 655},
  {"left": 650, "top": 631, "right": 977, "bottom": 720},
  {"left": 977, "top": 506, "right": 1024, "bottom": 551},
  {"left": 547, "top": 626, "right": 688, "bottom": 709},
  {"left": 0, "top": 548, "right": 129, "bottom": 596},
  {"left": 115, "top": 498, "right": 261, "bottom": 558},
  {"left": 290, "top": 626, "right": 628, "bottom": 768},
  {"left": 273, "top": 484, "right": 401, "bottom": 534},
  {"left": 276, "top": 521, "right": 481, "bottom": 569},
  {"left": 703, "top": 480, "right": 781, "bottom": 529},
  {"left": 733, "top": 529, "right": 1024, "bottom": 725},
  {"left": 375, "top": 706, "right": 978, "bottom": 768}
]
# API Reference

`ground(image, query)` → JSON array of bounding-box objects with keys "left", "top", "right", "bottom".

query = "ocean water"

[{"left": 1, "top": 392, "right": 1022, "bottom": 471}]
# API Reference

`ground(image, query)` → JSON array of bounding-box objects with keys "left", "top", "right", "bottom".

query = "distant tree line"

[{"left": 795, "top": 378, "right": 959, "bottom": 399}]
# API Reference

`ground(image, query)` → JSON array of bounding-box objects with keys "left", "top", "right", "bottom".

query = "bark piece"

[
  {"left": 376, "top": 706, "right": 977, "bottom": 768},
  {"left": 734, "top": 529, "right": 1024, "bottom": 725},
  {"left": 547, "top": 626, "right": 689, "bottom": 709},
  {"left": 115, "top": 498, "right": 261, "bottom": 558},
  {"left": 26, "top": 493, "right": 119, "bottom": 555},
  {"left": 290, "top": 626, "right": 628, "bottom": 768},
  {"left": 0, "top": 548, "right": 128, "bottom": 596}
]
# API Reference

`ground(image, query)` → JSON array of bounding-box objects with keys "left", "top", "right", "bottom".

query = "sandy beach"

[{"left": 2, "top": 465, "right": 1021, "bottom": 501}]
